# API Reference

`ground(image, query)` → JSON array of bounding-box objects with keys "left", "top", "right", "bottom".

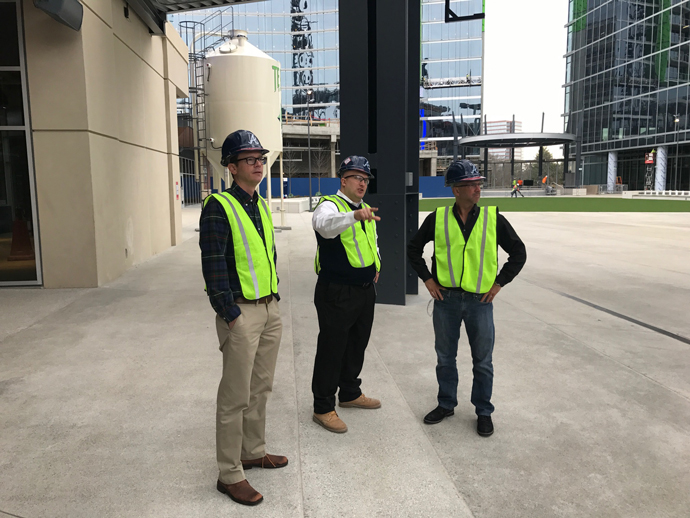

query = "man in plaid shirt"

[{"left": 199, "top": 130, "right": 285, "bottom": 507}]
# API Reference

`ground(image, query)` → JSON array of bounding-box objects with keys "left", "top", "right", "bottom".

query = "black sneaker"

[
  {"left": 477, "top": 415, "right": 494, "bottom": 437},
  {"left": 423, "top": 405, "right": 454, "bottom": 424}
]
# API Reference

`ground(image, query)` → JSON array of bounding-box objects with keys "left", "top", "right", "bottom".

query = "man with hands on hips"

[
  {"left": 407, "top": 159, "right": 526, "bottom": 437},
  {"left": 310, "top": 155, "right": 382, "bottom": 434}
]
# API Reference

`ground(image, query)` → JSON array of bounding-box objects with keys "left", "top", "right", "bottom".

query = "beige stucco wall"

[{"left": 23, "top": 0, "right": 188, "bottom": 287}]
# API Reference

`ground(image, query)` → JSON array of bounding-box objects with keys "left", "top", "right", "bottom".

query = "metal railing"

[
  {"left": 282, "top": 114, "right": 340, "bottom": 127},
  {"left": 180, "top": 157, "right": 203, "bottom": 206},
  {"left": 421, "top": 75, "right": 482, "bottom": 89},
  {"left": 597, "top": 184, "right": 629, "bottom": 194}
]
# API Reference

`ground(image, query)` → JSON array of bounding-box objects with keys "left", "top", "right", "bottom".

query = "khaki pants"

[{"left": 215, "top": 299, "right": 282, "bottom": 484}]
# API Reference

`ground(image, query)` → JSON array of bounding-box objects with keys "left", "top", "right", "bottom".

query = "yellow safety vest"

[
  {"left": 204, "top": 192, "right": 278, "bottom": 299},
  {"left": 314, "top": 195, "right": 381, "bottom": 274},
  {"left": 434, "top": 205, "right": 498, "bottom": 293}
]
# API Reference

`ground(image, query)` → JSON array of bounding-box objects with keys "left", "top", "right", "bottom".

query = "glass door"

[{"left": 0, "top": 0, "right": 41, "bottom": 285}]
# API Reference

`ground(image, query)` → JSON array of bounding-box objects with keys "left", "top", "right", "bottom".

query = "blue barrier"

[
  {"left": 259, "top": 176, "right": 452, "bottom": 199},
  {"left": 419, "top": 177, "right": 453, "bottom": 198},
  {"left": 259, "top": 177, "right": 340, "bottom": 198}
]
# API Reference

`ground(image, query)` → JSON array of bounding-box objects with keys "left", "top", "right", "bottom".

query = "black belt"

[
  {"left": 318, "top": 280, "right": 373, "bottom": 288},
  {"left": 235, "top": 295, "right": 273, "bottom": 305}
]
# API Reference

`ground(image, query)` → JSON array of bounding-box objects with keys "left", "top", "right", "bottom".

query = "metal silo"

[{"left": 204, "top": 31, "right": 282, "bottom": 193}]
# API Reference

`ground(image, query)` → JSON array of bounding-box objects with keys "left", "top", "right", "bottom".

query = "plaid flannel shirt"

[{"left": 199, "top": 183, "right": 279, "bottom": 323}]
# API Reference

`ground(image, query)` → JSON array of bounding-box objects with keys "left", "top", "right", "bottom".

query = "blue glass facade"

[{"left": 170, "top": 0, "right": 484, "bottom": 158}]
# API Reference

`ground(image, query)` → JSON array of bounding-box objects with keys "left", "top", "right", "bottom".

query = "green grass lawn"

[{"left": 418, "top": 197, "right": 690, "bottom": 212}]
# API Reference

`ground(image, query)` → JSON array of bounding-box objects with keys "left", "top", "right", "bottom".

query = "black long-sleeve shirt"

[{"left": 407, "top": 204, "right": 526, "bottom": 288}]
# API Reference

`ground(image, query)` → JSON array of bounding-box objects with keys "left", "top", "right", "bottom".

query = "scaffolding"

[{"left": 177, "top": 11, "right": 237, "bottom": 199}]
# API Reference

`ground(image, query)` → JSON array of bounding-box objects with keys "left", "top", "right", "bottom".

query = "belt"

[
  {"left": 318, "top": 281, "right": 372, "bottom": 288},
  {"left": 235, "top": 294, "right": 273, "bottom": 305}
]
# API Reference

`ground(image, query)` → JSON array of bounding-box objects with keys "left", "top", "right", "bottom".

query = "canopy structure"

[
  {"left": 131, "top": 0, "right": 262, "bottom": 34},
  {"left": 458, "top": 133, "right": 577, "bottom": 184},
  {"left": 459, "top": 133, "right": 576, "bottom": 148}
]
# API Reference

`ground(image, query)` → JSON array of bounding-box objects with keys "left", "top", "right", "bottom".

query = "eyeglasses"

[
  {"left": 343, "top": 174, "right": 370, "bottom": 185},
  {"left": 236, "top": 156, "right": 267, "bottom": 166}
]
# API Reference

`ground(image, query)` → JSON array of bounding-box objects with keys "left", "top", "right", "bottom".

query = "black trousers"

[{"left": 312, "top": 280, "right": 376, "bottom": 414}]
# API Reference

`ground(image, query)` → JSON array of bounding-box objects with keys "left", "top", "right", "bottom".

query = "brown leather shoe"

[
  {"left": 242, "top": 454, "right": 288, "bottom": 469},
  {"left": 313, "top": 410, "right": 348, "bottom": 433},
  {"left": 339, "top": 393, "right": 381, "bottom": 409},
  {"left": 216, "top": 479, "right": 263, "bottom": 506}
]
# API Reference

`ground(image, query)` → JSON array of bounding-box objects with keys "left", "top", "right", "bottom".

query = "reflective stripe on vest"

[
  {"left": 434, "top": 205, "right": 498, "bottom": 293},
  {"left": 204, "top": 192, "right": 278, "bottom": 299},
  {"left": 313, "top": 195, "right": 381, "bottom": 273}
]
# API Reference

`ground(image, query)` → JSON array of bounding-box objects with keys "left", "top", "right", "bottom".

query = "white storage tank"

[{"left": 204, "top": 31, "right": 282, "bottom": 191}]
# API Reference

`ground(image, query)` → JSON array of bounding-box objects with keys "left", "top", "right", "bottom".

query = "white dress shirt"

[
  {"left": 312, "top": 190, "right": 361, "bottom": 239},
  {"left": 312, "top": 190, "right": 381, "bottom": 252}
]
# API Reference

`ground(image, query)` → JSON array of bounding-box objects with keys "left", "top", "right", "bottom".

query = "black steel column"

[
  {"left": 340, "top": 0, "right": 420, "bottom": 305},
  {"left": 538, "top": 147, "right": 544, "bottom": 180},
  {"left": 564, "top": 143, "right": 570, "bottom": 183},
  {"left": 483, "top": 116, "right": 489, "bottom": 181},
  {"left": 484, "top": 148, "right": 489, "bottom": 181},
  {"left": 405, "top": 0, "right": 421, "bottom": 296}
]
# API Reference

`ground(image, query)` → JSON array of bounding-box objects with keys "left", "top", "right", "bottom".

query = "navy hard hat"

[
  {"left": 444, "top": 159, "right": 485, "bottom": 187},
  {"left": 338, "top": 155, "right": 374, "bottom": 178},
  {"left": 220, "top": 130, "right": 269, "bottom": 166}
]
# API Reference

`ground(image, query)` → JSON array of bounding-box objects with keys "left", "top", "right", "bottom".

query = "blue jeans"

[{"left": 432, "top": 290, "right": 495, "bottom": 416}]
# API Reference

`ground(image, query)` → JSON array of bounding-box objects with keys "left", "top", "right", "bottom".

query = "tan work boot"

[
  {"left": 339, "top": 393, "right": 381, "bottom": 409},
  {"left": 313, "top": 410, "right": 348, "bottom": 433}
]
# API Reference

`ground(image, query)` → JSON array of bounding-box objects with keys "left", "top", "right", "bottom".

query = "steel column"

[{"left": 340, "top": 0, "right": 420, "bottom": 305}]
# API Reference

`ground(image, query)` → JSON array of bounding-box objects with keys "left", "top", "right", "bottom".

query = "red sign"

[{"left": 644, "top": 153, "right": 655, "bottom": 164}]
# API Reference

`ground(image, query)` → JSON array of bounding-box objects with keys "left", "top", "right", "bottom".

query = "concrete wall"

[{"left": 23, "top": 0, "right": 188, "bottom": 287}]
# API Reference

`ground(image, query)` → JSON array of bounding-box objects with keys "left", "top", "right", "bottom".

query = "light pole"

[
  {"left": 307, "top": 88, "right": 313, "bottom": 210},
  {"left": 674, "top": 114, "right": 680, "bottom": 191}
]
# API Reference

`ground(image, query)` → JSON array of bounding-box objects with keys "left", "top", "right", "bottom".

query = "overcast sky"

[{"left": 483, "top": 0, "right": 569, "bottom": 158}]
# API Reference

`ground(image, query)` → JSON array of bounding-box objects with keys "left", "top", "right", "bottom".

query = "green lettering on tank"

[{"left": 272, "top": 65, "right": 280, "bottom": 92}]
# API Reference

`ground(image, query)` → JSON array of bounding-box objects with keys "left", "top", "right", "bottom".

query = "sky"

[{"left": 483, "top": 0, "right": 569, "bottom": 158}]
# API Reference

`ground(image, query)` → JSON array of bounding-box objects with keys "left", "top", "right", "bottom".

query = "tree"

[
  {"left": 539, "top": 148, "right": 554, "bottom": 162},
  {"left": 282, "top": 149, "right": 299, "bottom": 197},
  {"left": 311, "top": 144, "right": 331, "bottom": 194},
  {"left": 526, "top": 148, "right": 557, "bottom": 184}
]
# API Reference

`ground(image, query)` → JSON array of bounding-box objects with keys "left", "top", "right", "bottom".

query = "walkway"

[{"left": 1, "top": 207, "right": 689, "bottom": 517}]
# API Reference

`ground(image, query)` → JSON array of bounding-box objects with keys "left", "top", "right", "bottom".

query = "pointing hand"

[{"left": 354, "top": 206, "right": 381, "bottom": 222}]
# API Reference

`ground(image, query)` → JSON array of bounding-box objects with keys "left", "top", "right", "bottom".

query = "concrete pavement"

[{"left": 1, "top": 206, "right": 689, "bottom": 517}]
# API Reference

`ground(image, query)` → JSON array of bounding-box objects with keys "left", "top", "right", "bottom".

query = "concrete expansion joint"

[
  {"left": 81, "top": 1, "right": 112, "bottom": 32},
  {"left": 0, "top": 292, "right": 91, "bottom": 345},
  {"left": 518, "top": 278, "right": 690, "bottom": 404},
  {"left": 367, "top": 343, "right": 475, "bottom": 516},
  {"left": 0, "top": 507, "right": 28, "bottom": 518},
  {"left": 113, "top": 35, "right": 168, "bottom": 82},
  {"left": 280, "top": 242, "right": 308, "bottom": 517},
  {"left": 31, "top": 129, "right": 171, "bottom": 155},
  {"left": 555, "top": 324, "right": 690, "bottom": 405}
]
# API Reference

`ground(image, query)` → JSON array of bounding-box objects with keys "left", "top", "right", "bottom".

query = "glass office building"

[
  {"left": 169, "top": 0, "right": 484, "bottom": 160},
  {"left": 170, "top": 0, "right": 339, "bottom": 121},
  {"left": 420, "top": 0, "right": 484, "bottom": 158},
  {"left": 565, "top": 0, "right": 690, "bottom": 189}
]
